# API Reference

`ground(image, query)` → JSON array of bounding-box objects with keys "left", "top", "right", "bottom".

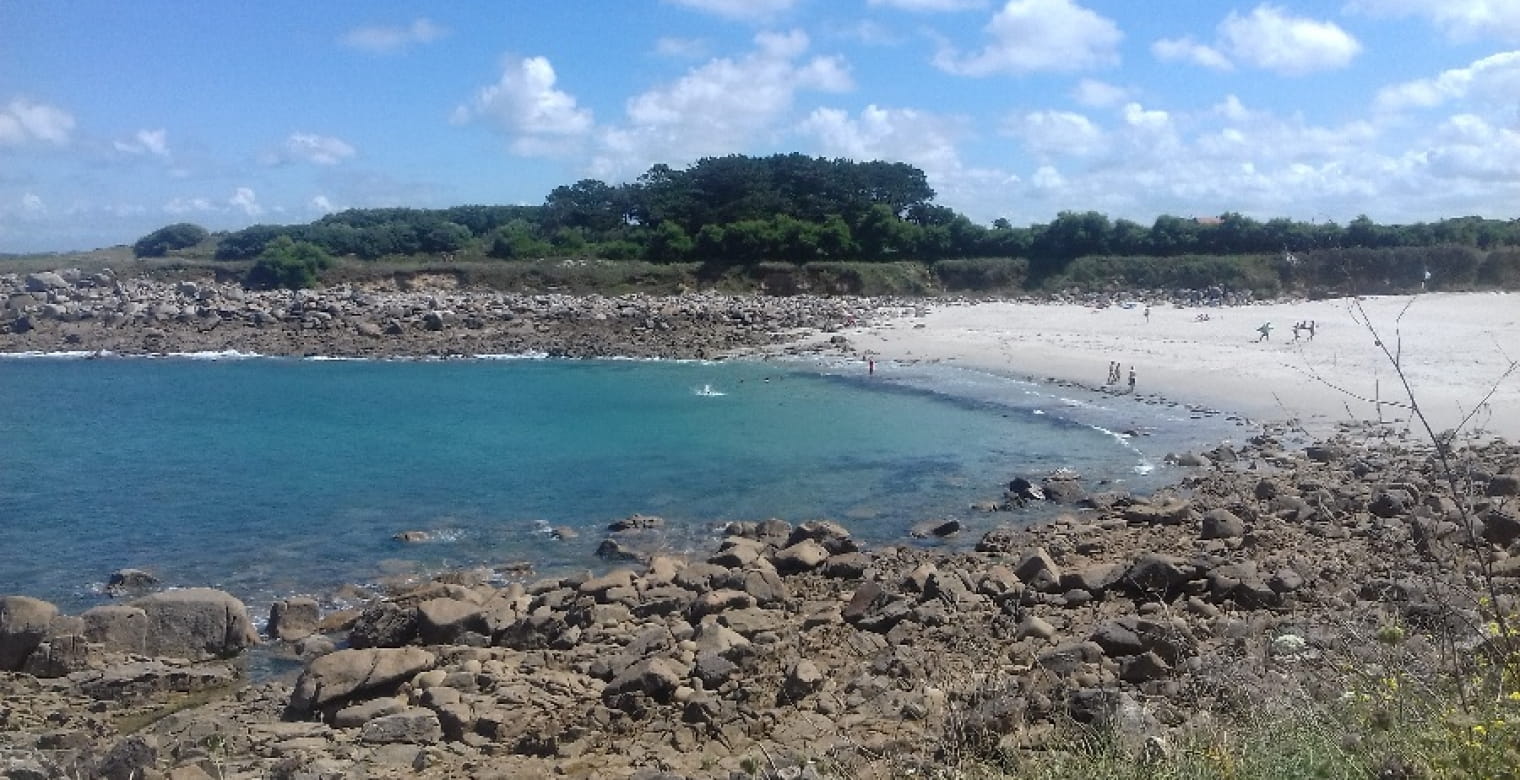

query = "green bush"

[
  {"left": 933, "top": 257, "right": 1029, "bottom": 291},
  {"left": 1478, "top": 249, "right": 1520, "bottom": 288},
  {"left": 1047, "top": 254, "right": 1282, "bottom": 296},
  {"left": 132, "top": 223, "right": 209, "bottom": 258},
  {"left": 245, "top": 237, "right": 333, "bottom": 290}
]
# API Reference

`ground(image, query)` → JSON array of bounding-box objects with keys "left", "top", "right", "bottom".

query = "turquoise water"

[{"left": 0, "top": 355, "right": 1234, "bottom": 614}]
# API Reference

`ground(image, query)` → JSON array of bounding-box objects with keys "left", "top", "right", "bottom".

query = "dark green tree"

[
  {"left": 644, "top": 221, "right": 694, "bottom": 263},
  {"left": 245, "top": 236, "right": 332, "bottom": 290},
  {"left": 133, "top": 222, "right": 209, "bottom": 257}
]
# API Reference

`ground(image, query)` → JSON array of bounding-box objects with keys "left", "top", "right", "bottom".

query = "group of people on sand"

[
  {"left": 1254, "top": 319, "right": 1317, "bottom": 343},
  {"left": 1106, "top": 361, "right": 1136, "bottom": 393}
]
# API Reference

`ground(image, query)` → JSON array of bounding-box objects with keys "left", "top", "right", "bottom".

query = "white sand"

[{"left": 830, "top": 292, "right": 1520, "bottom": 440}]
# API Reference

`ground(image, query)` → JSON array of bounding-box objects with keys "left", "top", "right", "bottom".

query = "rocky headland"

[
  {"left": 0, "top": 269, "right": 883, "bottom": 360},
  {"left": 4, "top": 430, "right": 1519, "bottom": 778}
]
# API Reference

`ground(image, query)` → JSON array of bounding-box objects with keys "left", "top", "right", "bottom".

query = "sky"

[{"left": 2, "top": 0, "right": 1518, "bottom": 252}]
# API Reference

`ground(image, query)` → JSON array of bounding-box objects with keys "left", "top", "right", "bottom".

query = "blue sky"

[{"left": 2, "top": 0, "right": 1517, "bottom": 252}]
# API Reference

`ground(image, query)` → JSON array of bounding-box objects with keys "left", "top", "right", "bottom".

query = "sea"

[{"left": 0, "top": 353, "right": 1248, "bottom": 619}]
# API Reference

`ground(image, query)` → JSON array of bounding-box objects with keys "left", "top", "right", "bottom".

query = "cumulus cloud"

[
  {"left": 0, "top": 98, "right": 75, "bottom": 147},
  {"left": 265, "top": 132, "right": 357, "bottom": 166},
  {"left": 114, "top": 128, "right": 170, "bottom": 157},
  {"left": 1005, "top": 110, "right": 1106, "bottom": 157},
  {"left": 797, "top": 103, "right": 1021, "bottom": 221},
  {"left": 1070, "top": 78, "right": 1131, "bottom": 108},
  {"left": 228, "top": 187, "right": 262, "bottom": 217},
  {"left": 868, "top": 0, "right": 988, "bottom": 11},
  {"left": 1218, "top": 5, "right": 1362, "bottom": 75},
  {"left": 799, "top": 104, "right": 965, "bottom": 177},
  {"left": 934, "top": 0, "right": 1122, "bottom": 75},
  {"left": 1375, "top": 50, "right": 1520, "bottom": 112},
  {"left": 454, "top": 56, "right": 594, "bottom": 157},
  {"left": 1151, "top": 37, "right": 1233, "bottom": 70},
  {"left": 972, "top": 87, "right": 1520, "bottom": 228},
  {"left": 589, "top": 30, "right": 851, "bottom": 178},
  {"left": 1427, "top": 113, "right": 1520, "bottom": 180},
  {"left": 1346, "top": 0, "right": 1520, "bottom": 43},
  {"left": 310, "top": 195, "right": 338, "bottom": 214},
  {"left": 655, "top": 37, "right": 710, "bottom": 58},
  {"left": 341, "top": 18, "right": 448, "bottom": 53},
  {"left": 163, "top": 196, "right": 215, "bottom": 215},
  {"left": 663, "top": 0, "right": 797, "bottom": 21},
  {"left": 22, "top": 193, "right": 45, "bottom": 214}
]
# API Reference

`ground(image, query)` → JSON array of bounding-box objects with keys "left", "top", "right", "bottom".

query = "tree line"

[{"left": 131, "top": 153, "right": 1520, "bottom": 290}]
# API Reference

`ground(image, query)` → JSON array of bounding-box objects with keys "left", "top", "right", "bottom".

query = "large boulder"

[
  {"left": 287, "top": 647, "right": 437, "bottom": 718},
  {"left": 0, "top": 596, "right": 59, "bottom": 671},
  {"left": 81, "top": 605, "right": 149, "bottom": 654},
  {"left": 348, "top": 601, "right": 418, "bottom": 648},
  {"left": 104, "top": 568, "right": 159, "bottom": 597},
  {"left": 24, "top": 271, "right": 69, "bottom": 292},
  {"left": 268, "top": 597, "right": 322, "bottom": 642},
  {"left": 415, "top": 598, "right": 486, "bottom": 644},
  {"left": 1200, "top": 508, "right": 1246, "bottom": 540},
  {"left": 130, "top": 588, "right": 257, "bottom": 660},
  {"left": 360, "top": 708, "right": 443, "bottom": 744}
]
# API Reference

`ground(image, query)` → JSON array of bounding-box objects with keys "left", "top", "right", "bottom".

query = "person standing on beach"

[
  {"left": 1144, "top": 306, "right": 1151, "bottom": 324},
  {"left": 1127, "top": 367, "right": 1136, "bottom": 393}
]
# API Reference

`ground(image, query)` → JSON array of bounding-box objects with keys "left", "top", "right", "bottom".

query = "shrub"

[
  {"left": 245, "top": 237, "right": 333, "bottom": 290},
  {"left": 132, "top": 223, "right": 209, "bottom": 258},
  {"left": 933, "top": 257, "right": 1029, "bottom": 291},
  {"left": 1478, "top": 249, "right": 1520, "bottom": 289},
  {"left": 1047, "top": 254, "right": 1281, "bottom": 296}
]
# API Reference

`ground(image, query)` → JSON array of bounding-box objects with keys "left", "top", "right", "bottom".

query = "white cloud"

[
  {"left": 1030, "top": 165, "right": 1066, "bottom": 191},
  {"left": 229, "top": 187, "right": 262, "bottom": 217},
  {"left": 113, "top": 128, "right": 170, "bottom": 157},
  {"left": 975, "top": 89, "right": 1520, "bottom": 228},
  {"left": 163, "top": 196, "right": 215, "bottom": 215},
  {"left": 1152, "top": 36, "right": 1234, "bottom": 70},
  {"left": 655, "top": 37, "right": 709, "bottom": 58},
  {"left": 0, "top": 98, "right": 75, "bottom": 147},
  {"left": 1218, "top": 5, "right": 1362, "bottom": 75},
  {"left": 341, "top": 18, "right": 448, "bottom": 54},
  {"left": 589, "top": 30, "right": 851, "bottom": 178},
  {"left": 1375, "top": 50, "right": 1520, "bottom": 112},
  {"left": 934, "top": 0, "right": 1122, "bottom": 76},
  {"left": 1426, "top": 113, "right": 1520, "bottom": 181},
  {"left": 455, "top": 56, "right": 594, "bottom": 157},
  {"left": 1346, "top": 0, "right": 1520, "bottom": 43},
  {"left": 22, "top": 193, "right": 45, "bottom": 214},
  {"left": 1070, "top": 78, "right": 1131, "bottom": 107},
  {"left": 799, "top": 105, "right": 966, "bottom": 177},
  {"left": 663, "top": 0, "right": 798, "bottom": 21},
  {"left": 267, "top": 132, "right": 357, "bottom": 166},
  {"left": 1006, "top": 110, "right": 1106, "bottom": 157},
  {"left": 1213, "top": 94, "right": 1259, "bottom": 122},
  {"left": 797, "top": 103, "right": 1021, "bottom": 222},
  {"left": 310, "top": 195, "right": 337, "bottom": 214},
  {"left": 868, "top": 0, "right": 988, "bottom": 11}
]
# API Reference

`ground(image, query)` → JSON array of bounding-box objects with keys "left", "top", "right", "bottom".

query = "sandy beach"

[{"left": 837, "top": 292, "right": 1520, "bottom": 441}]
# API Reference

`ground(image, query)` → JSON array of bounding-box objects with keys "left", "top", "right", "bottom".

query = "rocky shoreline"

[
  {"left": 4, "top": 431, "right": 1518, "bottom": 778},
  {"left": 1, "top": 270, "right": 885, "bottom": 360}
]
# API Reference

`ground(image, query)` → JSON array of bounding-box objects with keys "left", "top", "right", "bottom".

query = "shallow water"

[{"left": 0, "top": 353, "right": 1245, "bottom": 615}]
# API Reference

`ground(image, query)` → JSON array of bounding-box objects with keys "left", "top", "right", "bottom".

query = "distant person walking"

[
  {"left": 1308, "top": 320, "right": 1316, "bottom": 341},
  {"left": 1255, "top": 322, "right": 1274, "bottom": 343},
  {"left": 1127, "top": 367, "right": 1136, "bottom": 394},
  {"left": 1143, "top": 306, "right": 1151, "bottom": 324}
]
